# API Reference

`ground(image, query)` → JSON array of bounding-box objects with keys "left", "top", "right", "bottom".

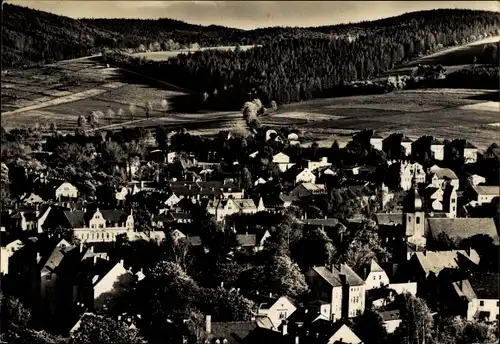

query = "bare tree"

[
  {"left": 129, "top": 103, "right": 136, "bottom": 121},
  {"left": 160, "top": 99, "right": 169, "bottom": 115}
]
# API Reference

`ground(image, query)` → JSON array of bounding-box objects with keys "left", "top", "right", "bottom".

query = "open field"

[
  {"left": 132, "top": 45, "right": 260, "bottom": 61},
  {"left": 2, "top": 54, "right": 498, "bottom": 151}
]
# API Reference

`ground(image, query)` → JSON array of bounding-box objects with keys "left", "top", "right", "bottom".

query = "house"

[
  {"left": 430, "top": 139, "right": 444, "bottom": 161},
  {"left": 398, "top": 162, "right": 426, "bottom": 190},
  {"left": 54, "top": 181, "right": 79, "bottom": 201},
  {"left": 370, "top": 132, "right": 384, "bottom": 151},
  {"left": 8, "top": 205, "right": 52, "bottom": 233},
  {"left": 73, "top": 258, "right": 133, "bottom": 312},
  {"left": 290, "top": 183, "right": 326, "bottom": 198},
  {"left": 305, "top": 264, "right": 365, "bottom": 321},
  {"left": 359, "top": 259, "right": 390, "bottom": 291},
  {"left": 401, "top": 136, "right": 412, "bottom": 156},
  {"left": 295, "top": 168, "right": 317, "bottom": 184},
  {"left": 297, "top": 320, "right": 362, "bottom": 344},
  {"left": 450, "top": 272, "right": 499, "bottom": 322},
  {"left": 207, "top": 198, "right": 263, "bottom": 222},
  {"left": 470, "top": 186, "right": 499, "bottom": 205},
  {"left": 307, "top": 157, "right": 331, "bottom": 172},
  {"left": 380, "top": 310, "right": 402, "bottom": 334},
  {"left": 468, "top": 174, "right": 486, "bottom": 187},
  {"left": 21, "top": 193, "right": 44, "bottom": 205},
  {"left": 255, "top": 296, "right": 297, "bottom": 328},
  {"left": 0, "top": 239, "right": 25, "bottom": 275},
  {"left": 167, "top": 151, "right": 179, "bottom": 164},
  {"left": 167, "top": 181, "right": 244, "bottom": 201},
  {"left": 163, "top": 193, "right": 181, "bottom": 208},
  {"left": 262, "top": 194, "right": 298, "bottom": 213},
  {"left": 45, "top": 208, "right": 134, "bottom": 243},
  {"left": 428, "top": 167, "right": 459, "bottom": 189},
  {"left": 463, "top": 141, "right": 478, "bottom": 164},
  {"left": 423, "top": 183, "right": 458, "bottom": 218},
  {"left": 426, "top": 218, "right": 499, "bottom": 246},
  {"left": 273, "top": 153, "right": 295, "bottom": 173}
]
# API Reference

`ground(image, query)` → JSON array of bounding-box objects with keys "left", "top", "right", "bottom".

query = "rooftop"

[
  {"left": 472, "top": 185, "right": 499, "bottom": 196},
  {"left": 427, "top": 218, "right": 498, "bottom": 244}
]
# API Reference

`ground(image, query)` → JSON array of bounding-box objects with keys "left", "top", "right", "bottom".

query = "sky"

[{"left": 6, "top": 1, "right": 500, "bottom": 30}]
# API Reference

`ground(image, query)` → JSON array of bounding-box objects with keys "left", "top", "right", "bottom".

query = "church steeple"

[{"left": 403, "top": 178, "right": 426, "bottom": 248}]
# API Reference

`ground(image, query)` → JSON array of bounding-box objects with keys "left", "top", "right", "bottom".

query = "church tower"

[{"left": 403, "top": 178, "right": 426, "bottom": 247}]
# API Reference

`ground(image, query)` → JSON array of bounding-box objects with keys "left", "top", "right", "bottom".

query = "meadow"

[{"left": 132, "top": 45, "right": 259, "bottom": 61}]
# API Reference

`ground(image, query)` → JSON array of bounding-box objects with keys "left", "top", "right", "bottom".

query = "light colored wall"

[
  {"left": 93, "top": 263, "right": 132, "bottom": 310},
  {"left": 467, "top": 299, "right": 499, "bottom": 321},
  {"left": 55, "top": 183, "right": 78, "bottom": 199},
  {"left": 383, "top": 319, "right": 402, "bottom": 334},
  {"left": 464, "top": 148, "right": 477, "bottom": 164},
  {"left": 260, "top": 297, "right": 296, "bottom": 328},
  {"left": 389, "top": 282, "right": 418, "bottom": 296},
  {"left": 296, "top": 169, "right": 316, "bottom": 184},
  {"left": 431, "top": 145, "right": 444, "bottom": 161},
  {"left": 331, "top": 286, "right": 343, "bottom": 321},
  {"left": 348, "top": 285, "right": 365, "bottom": 317},
  {"left": 75, "top": 228, "right": 133, "bottom": 243},
  {"left": 401, "top": 143, "right": 412, "bottom": 156},
  {"left": 365, "top": 271, "right": 390, "bottom": 290}
]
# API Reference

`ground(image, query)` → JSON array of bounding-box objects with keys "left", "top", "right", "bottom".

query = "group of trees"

[{"left": 102, "top": 9, "right": 500, "bottom": 109}]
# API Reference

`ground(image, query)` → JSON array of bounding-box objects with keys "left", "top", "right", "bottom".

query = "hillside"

[{"left": 3, "top": 4, "right": 500, "bottom": 69}]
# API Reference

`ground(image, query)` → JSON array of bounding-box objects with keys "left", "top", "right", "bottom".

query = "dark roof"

[
  {"left": 431, "top": 138, "right": 443, "bottom": 145},
  {"left": 168, "top": 181, "right": 242, "bottom": 197},
  {"left": 209, "top": 321, "right": 258, "bottom": 344},
  {"left": 469, "top": 273, "right": 499, "bottom": 299},
  {"left": 40, "top": 239, "right": 76, "bottom": 274},
  {"left": 380, "top": 310, "right": 401, "bottom": 321},
  {"left": 236, "top": 234, "right": 257, "bottom": 247},
  {"left": 401, "top": 136, "right": 412, "bottom": 143},
  {"left": 99, "top": 210, "right": 129, "bottom": 223},
  {"left": 63, "top": 210, "right": 86, "bottom": 228},
  {"left": 427, "top": 218, "right": 498, "bottom": 244},
  {"left": 371, "top": 132, "right": 384, "bottom": 139},
  {"left": 75, "top": 258, "right": 116, "bottom": 286},
  {"left": 464, "top": 141, "right": 477, "bottom": 149},
  {"left": 312, "top": 264, "right": 364, "bottom": 287}
]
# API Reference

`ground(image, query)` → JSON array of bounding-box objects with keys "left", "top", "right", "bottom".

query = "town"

[{"left": 1, "top": 113, "right": 499, "bottom": 343}]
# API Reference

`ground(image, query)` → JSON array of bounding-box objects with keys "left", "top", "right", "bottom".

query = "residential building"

[
  {"left": 305, "top": 264, "right": 365, "bottom": 321},
  {"left": 45, "top": 208, "right": 134, "bottom": 243},
  {"left": 21, "top": 193, "right": 44, "bottom": 205},
  {"left": 273, "top": 152, "right": 295, "bottom": 172},
  {"left": 255, "top": 296, "right": 297, "bottom": 328},
  {"left": 207, "top": 198, "right": 264, "bottom": 222},
  {"left": 54, "top": 181, "right": 79, "bottom": 201},
  {"left": 399, "top": 162, "right": 426, "bottom": 190},
  {"left": 73, "top": 258, "right": 133, "bottom": 312},
  {"left": 8, "top": 205, "right": 52, "bottom": 233},
  {"left": 1, "top": 239, "right": 25, "bottom": 275},
  {"left": 428, "top": 167, "right": 459, "bottom": 189},
  {"left": 463, "top": 141, "right": 478, "bottom": 164},
  {"left": 167, "top": 181, "right": 244, "bottom": 201},
  {"left": 359, "top": 259, "right": 390, "bottom": 291},
  {"left": 297, "top": 320, "right": 362, "bottom": 344},
  {"left": 290, "top": 183, "right": 326, "bottom": 198},
  {"left": 380, "top": 310, "right": 402, "bottom": 334},
  {"left": 295, "top": 168, "right": 317, "bottom": 184},
  {"left": 430, "top": 139, "right": 444, "bottom": 161},
  {"left": 306, "top": 157, "right": 331, "bottom": 172},
  {"left": 471, "top": 186, "right": 499, "bottom": 205},
  {"left": 450, "top": 272, "right": 499, "bottom": 322},
  {"left": 166, "top": 151, "right": 178, "bottom": 164},
  {"left": 114, "top": 186, "right": 129, "bottom": 203},
  {"left": 370, "top": 132, "right": 384, "bottom": 151},
  {"left": 423, "top": 183, "right": 458, "bottom": 218}
]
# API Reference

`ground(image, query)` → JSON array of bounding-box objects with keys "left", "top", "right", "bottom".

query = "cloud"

[{"left": 6, "top": 1, "right": 500, "bottom": 29}]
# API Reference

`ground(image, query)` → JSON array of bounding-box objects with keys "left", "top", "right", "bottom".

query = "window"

[
  {"left": 416, "top": 217, "right": 420, "bottom": 224},
  {"left": 480, "top": 301, "right": 484, "bottom": 306},
  {"left": 45, "top": 275, "right": 51, "bottom": 281},
  {"left": 379, "top": 275, "right": 382, "bottom": 280},
  {"left": 409, "top": 216, "right": 412, "bottom": 222},
  {"left": 452, "top": 198, "right": 456, "bottom": 203},
  {"left": 373, "top": 276, "right": 376, "bottom": 280}
]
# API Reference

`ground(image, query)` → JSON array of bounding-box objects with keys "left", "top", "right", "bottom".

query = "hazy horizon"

[{"left": 5, "top": 1, "right": 500, "bottom": 30}]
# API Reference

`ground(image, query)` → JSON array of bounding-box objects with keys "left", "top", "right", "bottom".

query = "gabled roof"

[
  {"left": 412, "top": 250, "right": 480, "bottom": 276},
  {"left": 375, "top": 213, "right": 403, "bottom": 226},
  {"left": 464, "top": 141, "right": 477, "bottom": 149},
  {"left": 431, "top": 168, "right": 458, "bottom": 181},
  {"left": 401, "top": 136, "right": 412, "bottom": 143},
  {"left": 468, "top": 272, "right": 499, "bottom": 299},
  {"left": 99, "top": 210, "right": 129, "bottom": 223},
  {"left": 301, "top": 218, "right": 340, "bottom": 227},
  {"left": 236, "top": 234, "right": 256, "bottom": 247},
  {"left": 380, "top": 310, "right": 401, "bottom": 322},
  {"left": 368, "top": 259, "right": 385, "bottom": 273},
  {"left": 430, "top": 138, "right": 443, "bottom": 145},
  {"left": 371, "top": 132, "right": 383, "bottom": 139},
  {"left": 472, "top": 185, "right": 499, "bottom": 196},
  {"left": 209, "top": 321, "right": 258, "bottom": 344},
  {"left": 40, "top": 239, "right": 76, "bottom": 274},
  {"left": 427, "top": 218, "right": 498, "bottom": 244},
  {"left": 62, "top": 210, "right": 86, "bottom": 228},
  {"left": 312, "top": 264, "right": 364, "bottom": 288}
]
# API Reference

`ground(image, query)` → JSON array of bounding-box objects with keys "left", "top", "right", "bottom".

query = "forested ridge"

[
  {"left": 103, "top": 9, "right": 500, "bottom": 107},
  {"left": 3, "top": 4, "right": 500, "bottom": 69}
]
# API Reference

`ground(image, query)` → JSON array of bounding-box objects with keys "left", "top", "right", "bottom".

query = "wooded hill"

[{"left": 3, "top": 4, "right": 500, "bottom": 68}]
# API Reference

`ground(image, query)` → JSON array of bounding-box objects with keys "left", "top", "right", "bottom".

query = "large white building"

[{"left": 399, "top": 162, "right": 426, "bottom": 190}]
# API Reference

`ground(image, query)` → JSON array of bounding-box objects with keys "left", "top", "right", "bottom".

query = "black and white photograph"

[{"left": 0, "top": 1, "right": 499, "bottom": 343}]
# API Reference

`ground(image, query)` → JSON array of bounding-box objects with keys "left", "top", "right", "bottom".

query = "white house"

[
  {"left": 0, "top": 239, "right": 25, "bottom": 275},
  {"left": 327, "top": 324, "right": 362, "bottom": 344},
  {"left": 167, "top": 151, "right": 178, "bottom": 164},
  {"left": 164, "top": 193, "right": 181, "bottom": 207},
  {"left": 452, "top": 273, "right": 498, "bottom": 322},
  {"left": 92, "top": 260, "right": 134, "bottom": 311},
  {"left": 463, "top": 142, "right": 478, "bottom": 164},
  {"left": 207, "top": 198, "right": 264, "bottom": 222},
  {"left": 361, "top": 259, "right": 390, "bottom": 291},
  {"left": 429, "top": 167, "right": 459, "bottom": 189},
  {"left": 273, "top": 153, "right": 295, "bottom": 172},
  {"left": 54, "top": 182, "right": 78, "bottom": 200},
  {"left": 430, "top": 139, "right": 444, "bottom": 161},
  {"left": 256, "top": 296, "right": 296, "bottom": 328},
  {"left": 471, "top": 186, "right": 499, "bottom": 205},
  {"left": 60, "top": 208, "right": 135, "bottom": 243},
  {"left": 380, "top": 310, "right": 402, "bottom": 334},
  {"left": 295, "top": 168, "right": 316, "bottom": 184},
  {"left": 115, "top": 187, "right": 129, "bottom": 202},
  {"left": 307, "top": 157, "right": 331, "bottom": 172}
]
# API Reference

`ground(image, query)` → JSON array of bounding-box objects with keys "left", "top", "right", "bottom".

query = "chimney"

[
  {"left": 220, "top": 281, "right": 224, "bottom": 288},
  {"left": 90, "top": 246, "right": 94, "bottom": 253},
  {"left": 269, "top": 293, "right": 273, "bottom": 298},
  {"left": 120, "top": 259, "right": 124, "bottom": 266},
  {"left": 281, "top": 320, "right": 288, "bottom": 336},
  {"left": 339, "top": 273, "right": 348, "bottom": 285},
  {"left": 93, "top": 255, "right": 97, "bottom": 265},
  {"left": 304, "top": 308, "right": 308, "bottom": 314},
  {"left": 205, "top": 315, "right": 211, "bottom": 334},
  {"left": 295, "top": 336, "right": 299, "bottom": 344}
]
